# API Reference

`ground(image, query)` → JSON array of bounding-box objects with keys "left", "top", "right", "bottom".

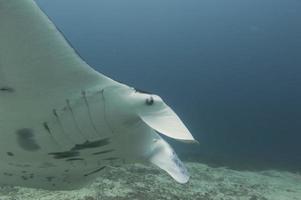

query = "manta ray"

[{"left": 0, "top": 0, "right": 196, "bottom": 190}]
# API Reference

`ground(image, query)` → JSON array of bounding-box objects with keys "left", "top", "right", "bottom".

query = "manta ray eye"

[{"left": 145, "top": 96, "right": 154, "bottom": 106}]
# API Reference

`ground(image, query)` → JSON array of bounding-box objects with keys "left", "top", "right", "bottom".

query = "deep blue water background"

[{"left": 36, "top": 0, "right": 301, "bottom": 171}]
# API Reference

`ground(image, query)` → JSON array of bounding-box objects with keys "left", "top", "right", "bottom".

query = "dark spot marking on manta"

[
  {"left": 92, "top": 149, "right": 115, "bottom": 155},
  {"left": 48, "top": 138, "right": 110, "bottom": 159},
  {"left": 0, "top": 87, "right": 15, "bottom": 93},
  {"left": 66, "top": 158, "right": 84, "bottom": 161},
  {"left": 7, "top": 152, "right": 14, "bottom": 156},
  {"left": 84, "top": 166, "right": 106, "bottom": 177},
  {"left": 3, "top": 172, "right": 13, "bottom": 176},
  {"left": 16, "top": 128, "right": 41, "bottom": 151},
  {"left": 46, "top": 176, "right": 55, "bottom": 182},
  {"left": 49, "top": 151, "right": 79, "bottom": 159},
  {"left": 71, "top": 138, "right": 110, "bottom": 151},
  {"left": 20, "top": 174, "right": 34, "bottom": 180},
  {"left": 43, "top": 122, "right": 52, "bottom": 134}
]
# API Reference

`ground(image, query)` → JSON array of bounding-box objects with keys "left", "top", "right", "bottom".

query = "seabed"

[{"left": 0, "top": 162, "right": 300, "bottom": 200}]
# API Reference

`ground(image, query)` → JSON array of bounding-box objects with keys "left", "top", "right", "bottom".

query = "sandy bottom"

[{"left": 0, "top": 162, "right": 300, "bottom": 200}]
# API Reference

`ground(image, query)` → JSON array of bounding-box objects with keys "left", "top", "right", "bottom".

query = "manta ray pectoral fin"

[
  {"left": 147, "top": 138, "right": 189, "bottom": 184},
  {"left": 138, "top": 99, "right": 197, "bottom": 143}
]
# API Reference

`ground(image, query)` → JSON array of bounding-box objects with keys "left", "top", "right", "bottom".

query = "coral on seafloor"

[{"left": 0, "top": 162, "right": 300, "bottom": 200}]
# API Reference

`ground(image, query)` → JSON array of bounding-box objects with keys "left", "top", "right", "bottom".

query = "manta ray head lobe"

[{"left": 16, "top": 128, "right": 41, "bottom": 151}]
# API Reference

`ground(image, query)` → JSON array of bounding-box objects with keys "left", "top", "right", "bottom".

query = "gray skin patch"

[
  {"left": 38, "top": 162, "right": 56, "bottom": 168},
  {"left": 16, "top": 128, "right": 41, "bottom": 151}
]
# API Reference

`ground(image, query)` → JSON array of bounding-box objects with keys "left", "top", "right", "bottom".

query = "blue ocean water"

[{"left": 36, "top": 0, "right": 301, "bottom": 171}]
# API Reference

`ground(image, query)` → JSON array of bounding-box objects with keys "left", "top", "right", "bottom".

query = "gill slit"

[
  {"left": 66, "top": 99, "right": 85, "bottom": 140},
  {"left": 101, "top": 89, "right": 114, "bottom": 135},
  {"left": 82, "top": 90, "right": 99, "bottom": 137}
]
